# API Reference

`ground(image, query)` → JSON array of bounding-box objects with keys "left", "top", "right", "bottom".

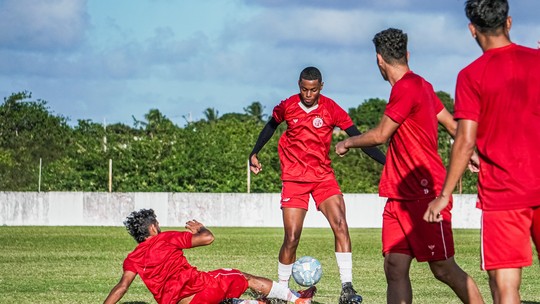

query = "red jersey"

[
  {"left": 455, "top": 43, "right": 540, "bottom": 210},
  {"left": 379, "top": 71, "right": 447, "bottom": 200},
  {"left": 123, "top": 231, "right": 208, "bottom": 304},
  {"left": 272, "top": 94, "right": 354, "bottom": 182}
]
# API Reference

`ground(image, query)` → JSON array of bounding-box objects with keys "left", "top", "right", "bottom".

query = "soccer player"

[
  {"left": 103, "top": 209, "right": 315, "bottom": 304},
  {"left": 423, "top": 1, "right": 540, "bottom": 303},
  {"left": 335, "top": 28, "right": 484, "bottom": 304},
  {"left": 249, "top": 66, "right": 385, "bottom": 304}
]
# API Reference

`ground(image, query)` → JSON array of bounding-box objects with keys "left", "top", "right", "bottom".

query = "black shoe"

[{"left": 339, "top": 282, "right": 363, "bottom": 304}]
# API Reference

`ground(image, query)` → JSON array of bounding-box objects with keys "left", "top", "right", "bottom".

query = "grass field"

[{"left": 1, "top": 226, "right": 539, "bottom": 304}]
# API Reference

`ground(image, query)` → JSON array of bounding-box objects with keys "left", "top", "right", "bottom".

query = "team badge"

[
  {"left": 312, "top": 117, "right": 323, "bottom": 128},
  {"left": 420, "top": 179, "right": 428, "bottom": 186}
]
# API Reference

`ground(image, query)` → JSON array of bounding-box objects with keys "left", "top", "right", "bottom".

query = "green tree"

[
  {"left": 203, "top": 108, "right": 219, "bottom": 122},
  {"left": 0, "top": 91, "right": 70, "bottom": 190},
  {"left": 243, "top": 101, "right": 267, "bottom": 123},
  {"left": 348, "top": 98, "right": 387, "bottom": 131}
]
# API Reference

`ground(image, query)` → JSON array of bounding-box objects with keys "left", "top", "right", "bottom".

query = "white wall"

[{"left": 0, "top": 192, "right": 481, "bottom": 228}]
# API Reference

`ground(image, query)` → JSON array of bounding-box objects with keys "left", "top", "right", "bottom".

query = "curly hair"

[
  {"left": 299, "top": 66, "right": 322, "bottom": 83},
  {"left": 465, "top": 0, "right": 509, "bottom": 34},
  {"left": 123, "top": 209, "right": 158, "bottom": 243},
  {"left": 372, "top": 28, "right": 408, "bottom": 65}
]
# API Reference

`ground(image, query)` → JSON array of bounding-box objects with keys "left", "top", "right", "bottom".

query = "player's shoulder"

[
  {"left": 280, "top": 94, "right": 301, "bottom": 105},
  {"left": 395, "top": 71, "right": 425, "bottom": 90}
]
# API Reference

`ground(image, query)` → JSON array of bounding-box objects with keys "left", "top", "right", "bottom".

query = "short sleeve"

[
  {"left": 123, "top": 256, "right": 137, "bottom": 273},
  {"left": 330, "top": 99, "right": 354, "bottom": 130},
  {"left": 164, "top": 231, "right": 193, "bottom": 249},
  {"left": 272, "top": 100, "right": 287, "bottom": 124},
  {"left": 454, "top": 69, "right": 481, "bottom": 122},
  {"left": 385, "top": 81, "right": 414, "bottom": 124}
]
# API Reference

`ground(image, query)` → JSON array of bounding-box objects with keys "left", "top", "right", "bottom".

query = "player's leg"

[
  {"left": 278, "top": 182, "right": 310, "bottom": 286},
  {"left": 384, "top": 253, "right": 413, "bottom": 304},
  {"left": 486, "top": 268, "right": 521, "bottom": 304},
  {"left": 399, "top": 197, "right": 483, "bottom": 303},
  {"left": 315, "top": 181, "right": 361, "bottom": 303},
  {"left": 382, "top": 199, "right": 414, "bottom": 304},
  {"left": 242, "top": 272, "right": 316, "bottom": 303},
  {"left": 279, "top": 207, "right": 307, "bottom": 263},
  {"left": 428, "top": 257, "right": 484, "bottom": 303},
  {"left": 318, "top": 194, "right": 351, "bottom": 252},
  {"left": 481, "top": 208, "right": 535, "bottom": 304}
]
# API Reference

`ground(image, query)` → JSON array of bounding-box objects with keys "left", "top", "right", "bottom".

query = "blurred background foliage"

[{"left": 0, "top": 91, "right": 476, "bottom": 193}]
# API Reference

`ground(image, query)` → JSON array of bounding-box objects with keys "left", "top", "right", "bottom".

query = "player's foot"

[
  {"left": 297, "top": 285, "right": 317, "bottom": 298},
  {"left": 220, "top": 299, "right": 266, "bottom": 304},
  {"left": 294, "top": 298, "right": 312, "bottom": 304},
  {"left": 294, "top": 285, "right": 316, "bottom": 304},
  {"left": 339, "top": 282, "right": 363, "bottom": 304}
]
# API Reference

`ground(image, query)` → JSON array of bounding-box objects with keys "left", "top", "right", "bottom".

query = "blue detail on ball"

[{"left": 292, "top": 256, "right": 323, "bottom": 287}]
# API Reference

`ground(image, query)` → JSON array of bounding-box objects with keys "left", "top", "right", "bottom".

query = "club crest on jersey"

[{"left": 312, "top": 117, "right": 324, "bottom": 128}]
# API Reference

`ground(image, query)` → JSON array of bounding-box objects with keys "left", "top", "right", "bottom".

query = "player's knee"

[
  {"left": 429, "top": 261, "right": 461, "bottom": 284},
  {"left": 283, "top": 233, "right": 301, "bottom": 247},
  {"left": 384, "top": 260, "right": 407, "bottom": 282}
]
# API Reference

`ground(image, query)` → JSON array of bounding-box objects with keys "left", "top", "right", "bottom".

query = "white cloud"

[{"left": 0, "top": 0, "right": 89, "bottom": 51}]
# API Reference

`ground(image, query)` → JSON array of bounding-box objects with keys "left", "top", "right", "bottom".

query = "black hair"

[
  {"left": 123, "top": 209, "right": 158, "bottom": 243},
  {"left": 372, "top": 28, "right": 408, "bottom": 65},
  {"left": 465, "top": 0, "right": 509, "bottom": 34},
  {"left": 299, "top": 66, "right": 322, "bottom": 83}
]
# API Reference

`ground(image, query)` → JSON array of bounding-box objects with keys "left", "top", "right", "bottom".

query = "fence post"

[{"left": 108, "top": 159, "right": 112, "bottom": 193}]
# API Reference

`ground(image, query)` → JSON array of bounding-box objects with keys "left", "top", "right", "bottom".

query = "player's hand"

[
  {"left": 335, "top": 140, "right": 349, "bottom": 157},
  {"left": 468, "top": 151, "right": 480, "bottom": 173},
  {"left": 185, "top": 219, "right": 205, "bottom": 233},
  {"left": 423, "top": 195, "right": 450, "bottom": 223},
  {"left": 249, "top": 154, "right": 262, "bottom": 174}
]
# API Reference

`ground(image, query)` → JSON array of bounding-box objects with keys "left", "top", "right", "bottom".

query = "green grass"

[{"left": 0, "top": 226, "right": 539, "bottom": 304}]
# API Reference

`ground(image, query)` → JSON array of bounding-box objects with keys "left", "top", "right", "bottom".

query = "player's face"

[{"left": 298, "top": 79, "right": 323, "bottom": 108}]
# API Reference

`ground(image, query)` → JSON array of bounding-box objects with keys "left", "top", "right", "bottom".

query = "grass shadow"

[{"left": 522, "top": 302, "right": 540, "bottom": 304}]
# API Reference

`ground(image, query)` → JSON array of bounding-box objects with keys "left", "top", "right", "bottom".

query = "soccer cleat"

[
  {"left": 297, "top": 286, "right": 317, "bottom": 299},
  {"left": 220, "top": 299, "right": 266, "bottom": 304},
  {"left": 294, "top": 298, "right": 312, "bottom": 304},
  {"left": 339, "top": 282, "right": 363, "bottom": 304}
]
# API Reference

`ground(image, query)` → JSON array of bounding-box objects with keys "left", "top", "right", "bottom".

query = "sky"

[{"left": 1, "top": 0, "right": 539, "bottom": 126}]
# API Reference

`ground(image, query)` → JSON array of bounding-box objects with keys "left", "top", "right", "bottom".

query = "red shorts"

[
  {"left": 382, "top": 198, "right": 455, "bottom": 262},
  {"left": 190, "top": 269, "right": 248, "bottom": 304},
  {"left": 281, "top": 179, "right": 342, "bottom": 210},
  {"left": 480, "top": 206, "right": 540, "bottom": 270}
]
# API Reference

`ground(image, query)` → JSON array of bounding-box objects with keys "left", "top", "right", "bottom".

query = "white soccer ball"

[{"left": 292, "top": 256, "right": 323, "bottom": 287}]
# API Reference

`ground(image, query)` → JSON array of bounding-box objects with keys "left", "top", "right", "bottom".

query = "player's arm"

[
  {"left": 103, "top": 270, "right": 137, "bottom": 304},
  {"left": 185, "top": 219, "right": 214, "bottom": 247},
  {"left": 424, "top": 119, "right": 478, "bottom": 222},
  {"left": 336, "top": 115, "right": 399, "bottom": 156},
  {"left": 436, "top": 107, "right": 457, "bottom": 138},
  {"left": 437, "top": 108, "right": 480, "bottom": 171},
  {"left": 249, "top": 117, "right": 280, "bottom": 174},
  {"left": 344, "top": 125, "right": 386, "bottom": 165}
]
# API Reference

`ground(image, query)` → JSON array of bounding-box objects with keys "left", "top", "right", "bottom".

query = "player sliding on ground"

[{"left": 103, "top": 209, "right": 316, "bottom": 304}]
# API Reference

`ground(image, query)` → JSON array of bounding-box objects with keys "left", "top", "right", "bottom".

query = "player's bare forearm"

[
  {"left": 103, "top": 284, "right": 127, "bottom": 304},
  {"left": 437, "top": 108, "right": 457, "bottom": 138},
  {"left": 440, "top": 120, "right": 478, "bottom": 197},
  {"left": 104, "top": 271, "right": 136, "bottom": 304},
  {"left": 186, "top": 220, "right": 215, "bottom": 247}
]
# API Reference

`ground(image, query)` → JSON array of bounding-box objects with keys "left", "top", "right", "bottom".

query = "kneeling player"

[{"left": 103, "top": 209, "right": 315, "bottom": 304}]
